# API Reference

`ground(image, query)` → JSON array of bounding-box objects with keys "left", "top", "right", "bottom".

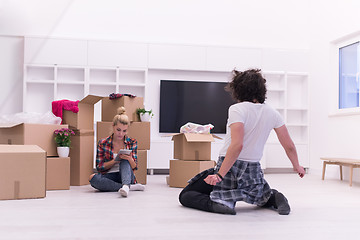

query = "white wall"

[
  {"left": 0, "top": 0, "right": 311, "bottom": 115},
  {"left": 308, "top": 1, "right": 360, "bottom": 180},
  {"left": 3, "top": 0, "right": 360, "bottom": 177},
  {"left": 0, "top": 0, "right": 310, "bottom": 49},
  {"left": 0, "top": 36, "right": 23, "bottom": 115}
]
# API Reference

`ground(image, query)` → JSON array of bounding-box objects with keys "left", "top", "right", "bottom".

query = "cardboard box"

[
  {"left": 128, "top": 122, "right": 150, "bottom": 150},
  {"left": 135, "top": 150, "right": 147, "bottom": 185},
  {"left": 169, "top": 160, "right": 216, "bottom": 188},
  {"left": 101, "top": 96, "right": 144, "bottom": 122},
  {"left": 46, "top": 157, "right": 70, "bottom": 190},
  {"left": 0, "top": 123, "right": 68, "bottom": 157},
  {"left": 62, "top": 95, "right": 103, "bottom": 130},
  {"left": 69, "top": 129, "right": 94, "bottom": 186},
  {"left": 0, "top": 145, "right": 46, "bottom": 200},
  {"left": 96, "top": 121, "right": 150, "bottom": 150},
  {"left": 172, "top": 133, "right": 215, "bottom": 160}
]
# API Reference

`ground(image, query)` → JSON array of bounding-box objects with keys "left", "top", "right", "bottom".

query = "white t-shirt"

[
  {"left": 108, "top": 153, "right": 120, "bottom": 173},
  {"left": 219, "top": 102, "right": 284, "bottom": 162}
]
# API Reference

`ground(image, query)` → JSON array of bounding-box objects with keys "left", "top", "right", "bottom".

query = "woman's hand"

[
  {"left": 118, "top": 154, "right": 131, "bottom": 162},
  {"left": 114, "top": 151, "right": 137, "bottom": 170},
  {"left": 204, "top": 174, "right": 221, "bottom": 185}
]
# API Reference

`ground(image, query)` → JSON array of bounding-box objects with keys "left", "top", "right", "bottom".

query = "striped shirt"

[{"left": 96, "top": 134, "right": 138, "bottom": 174}]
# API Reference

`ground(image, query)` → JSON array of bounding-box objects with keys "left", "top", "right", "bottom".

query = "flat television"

[{"left": 159, "top": 80, "right": 236, "bottom": 134}]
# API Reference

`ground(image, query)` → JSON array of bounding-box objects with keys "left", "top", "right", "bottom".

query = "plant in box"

[
  {"left": 136, "top": 108, "right": 154, "bottom": 122},
  {"left": 54, "top": 128, "right": 75, "bottom": 157}
]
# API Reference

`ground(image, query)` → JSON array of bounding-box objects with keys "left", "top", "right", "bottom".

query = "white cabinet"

[
  {"left": 206, "top": 47, "right": 262, "bottom": 71},
  {"left": 262, "top": 49, "right": 309, "bottom": 72},
  {"left": 148, "top": 44, "right": 207, "bottom": 70},
  {"left": 147, "top": 44, "right": 263, "bottom": 72},
  {"left": 148, "top": 140, "right": 173, "bottom": 169},
  {"left": 24, "top": 37, "right": 87, "bottom": 65},
  {"left": 88, "top": 41, "right": 148, "bottom": 68}
]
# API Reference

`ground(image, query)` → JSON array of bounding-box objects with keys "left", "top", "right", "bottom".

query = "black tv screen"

[{"left": 159, "top": 80, "right": 236, "bottom": 134}]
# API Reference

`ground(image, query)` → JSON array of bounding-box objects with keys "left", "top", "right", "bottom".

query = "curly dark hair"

[{"left": 225, "top": 68, "right": 267, "bottom": 103}]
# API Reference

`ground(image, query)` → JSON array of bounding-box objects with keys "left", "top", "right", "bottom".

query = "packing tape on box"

[
  {"left": 14, "top": 181, "right": 20, "bottom": 199},
  {"left": 195, "top": 151, "right": 199, "bottom": 160}
]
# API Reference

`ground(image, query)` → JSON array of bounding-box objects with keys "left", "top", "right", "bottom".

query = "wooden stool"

[{"left": 321, "top": 157, "right": 360, "bottom": 186}]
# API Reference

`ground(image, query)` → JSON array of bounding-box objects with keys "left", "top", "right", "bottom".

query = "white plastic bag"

[
  {"left": 0, "top": 111, "right": 62, "bottom": 125},
  {"left": 180, "top": 122, "right": 214, "bottom": 134}
]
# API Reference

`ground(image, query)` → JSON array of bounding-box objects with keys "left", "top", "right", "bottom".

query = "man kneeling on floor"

[{"left": 179, "top": 69, "right": 305, "bottom": 215}]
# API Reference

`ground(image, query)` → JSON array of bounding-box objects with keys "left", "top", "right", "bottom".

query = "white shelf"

[
  {"left": 89, "top": 68, "right": 116, "bottom": 83},
  {"left": 57, "top": 82, "right": 85, "bottom": 86},
  {"left": 26, "top": 80, "right": 54, "bottom": 84},
  {"left": 89, "top": 82, "right": 117, "bottom": 86},
  {"left": 26, "top": 65, "right": 54, "bottom": 81},
  {"left": 262, "top": 71, "right": 309, "bottom": 168},
  {"left": 264, "top": 72, "right": 286, "bottom": 92},
  {"left": 266, "top": 91, "right": 285, "bottom": 109},
  {"left": 23, "top": 64, "right": 147, "bottom": 112},
  {"left": 287, "top": 72, "right": 308, "bottom": 76},
  {"left": 118, "top": 69, "right": 147, "bottom": 85},
  {"left": 89, "top": 85, "right": 117, "bottom": 97},
  {"left": 267, "top": 88, "right": 286, "bottom": 92},
  {"left": 118, "top": 83, "right": 146, "bottom": 87},
  {"left": 56, "top": 84, "right": 85, "bottom": 101},
  {"left": 57, "top": 67, "right": 85, "bottom": 82},
  {"left": 263, "top": 70, "right": 286, "bottom": 75}
]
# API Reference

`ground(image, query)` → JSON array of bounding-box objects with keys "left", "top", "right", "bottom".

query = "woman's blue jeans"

[{"left": 89, "top": 160, "right": 135, "bottom": 192}]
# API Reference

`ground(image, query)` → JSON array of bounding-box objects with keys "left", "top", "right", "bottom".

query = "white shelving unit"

[
  {"left": 22, "top": 36, "right": 309, "bottom": 171},
  {"left": 23, "top": 64, "right": 147, "bottom": 114},
  {"left": 262, "top": 71, "right": 309, "bottom": 168}
]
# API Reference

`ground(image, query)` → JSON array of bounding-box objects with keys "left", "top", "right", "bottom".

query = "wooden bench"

[{"left": 321, "top": 157, "right": 360, "bottom": 186}]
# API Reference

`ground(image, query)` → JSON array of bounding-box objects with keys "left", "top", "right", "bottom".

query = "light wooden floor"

[{"left": 0, "top": 173, "right": 359, "bottom": 240}]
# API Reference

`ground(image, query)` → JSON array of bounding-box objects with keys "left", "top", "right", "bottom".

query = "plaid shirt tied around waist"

[
  {"left": 188, "top": 156, "right": 272, "bottom": 206},
  {"left": 211, "top": 157, "right": 272, "bottom": 206}
]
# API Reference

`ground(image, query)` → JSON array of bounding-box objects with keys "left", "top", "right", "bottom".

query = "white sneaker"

[
  {"left": 130, "top": 183, "right": 145, "bottom": 191},
  {"left": 119, "top": 185, "right": 129, "bottom": 197}
]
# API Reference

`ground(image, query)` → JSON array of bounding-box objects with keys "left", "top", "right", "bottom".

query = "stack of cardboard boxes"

[
  {"left": 61, "top": 95, "right": 103, "bottom": 186},
  {"left": 169, "top": 133, "right": 217, "bottom": 188},
  {"left": 61, "top": 94, "right": 150, "bottom": 186},
  {"left": 0, "top": 93, "right": 150, "bottom": 200},
  {"left": 0, "top": 123, "right": 68, "bottom": 200},
  {"left": 96, "top": 96, "right": 150, "bottom": 184}
]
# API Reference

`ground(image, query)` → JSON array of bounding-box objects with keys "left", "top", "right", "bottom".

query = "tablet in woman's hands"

[{"left": 119, "top": 149, "right": 131, "bottom": 155}]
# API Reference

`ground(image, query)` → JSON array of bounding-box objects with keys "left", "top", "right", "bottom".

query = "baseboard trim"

[
  {"left": 264, "top": 168, "right": 308, "bottom": 174},
  {"left": 96, "top": 168, "right": 306, "bottom": 175},
  {"left": 147, "top": 169, "right": 169, "bottom": 175}
]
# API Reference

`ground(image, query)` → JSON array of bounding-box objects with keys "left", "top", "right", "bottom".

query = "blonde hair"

[{"left": 112, "top": 107, "right": 130, "bottom": 126}]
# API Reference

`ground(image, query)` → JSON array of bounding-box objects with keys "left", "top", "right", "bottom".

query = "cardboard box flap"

[
  {"left": 212, "top": 134, "right": 222, "bottom": 140},
  {"left": 184, "top": 133, "right": 214, "bottom": 142},
  {"left": 171, "top": 133, "right": 214, "bottom": 142},
  {"left": 79, "top": 95, "right": 103, "bottom": 105},
  {"left": 0, "top": 144, "right": 46, "bottom": 153},
  {"left": 0, "top": 123, "right": 23, "bottom": 128}
]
